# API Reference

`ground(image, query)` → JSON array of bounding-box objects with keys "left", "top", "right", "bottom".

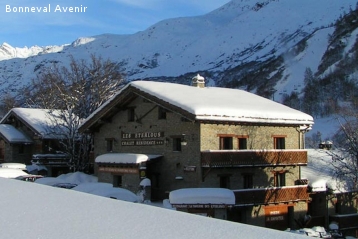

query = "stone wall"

[
  {"left": 93, "top": 97, "right": 201, "bottom": 195},
  {"left": 93, "top": 95, "right": 304, "bottom": 196},
  {"left": 200, "top": 124, "right": 302, "bottom": 150}
]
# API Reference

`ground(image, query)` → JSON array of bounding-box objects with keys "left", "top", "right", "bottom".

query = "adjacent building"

[
  {"left": 79, "top": 75, "right": 314, "bottom": 230},
  {"left": 0, "top": 108, "right": 72, "bottom": 176},
  {"left": 302, "top": 149, "right": 358, "bottom": 236}
]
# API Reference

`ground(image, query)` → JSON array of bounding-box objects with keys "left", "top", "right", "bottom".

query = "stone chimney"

[{"left": 191, "top": 74, "right": 205, "bottom": 88}]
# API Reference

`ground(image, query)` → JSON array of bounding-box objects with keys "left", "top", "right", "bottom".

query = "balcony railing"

[
  {"left": 329, "top": 214, "right": 358, "bottom": 230},
  {"left": 201, "top": 149, "right": 307, "bottom": 168},
  {"left": 233, "top": 185, "right": 310, "bottom": 206}
]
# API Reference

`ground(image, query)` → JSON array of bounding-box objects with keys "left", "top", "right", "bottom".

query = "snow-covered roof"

[
  {"left": 81, "top": 81, "right": 314, "bottom": 131},
  {"left": 0, "top": 124, "right": 33, "bottom": 144},
  {"left": 95, "top": 153, "right": 162, "bottom": 164},
  {"left": 26, "top": 164, "right": 48, "bottom": 174},
  {"left": 0, "top": 168, "right": 28, "bottom": 178},
  {"left": 0, "top": 108, "right": 76, "bottom": 139},
  {"left": 0, "top": 163, "right": 27, "bottom": 170},
  {"left": 169, "top": 188, "right": 235, "bottom": 205}
]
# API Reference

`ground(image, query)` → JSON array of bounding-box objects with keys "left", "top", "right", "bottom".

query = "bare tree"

[
  {"left": 22, "top": 54, "right": 125, "bottom": 118},
  {"left": 17, "top": 54, "right": 125, "bottom": 172},
  {"left": 327, "top": 100, "right": 358, "bottom": 192},
  {"left": 0, "top": 93, "right": 21, "bottom": 116}
]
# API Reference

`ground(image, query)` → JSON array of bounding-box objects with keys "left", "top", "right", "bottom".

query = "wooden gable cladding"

[
  {"left": 79, "top": 84, "right": 196, "bottom": 132},
  {"left": 80, "top": 88, "right": 136, "bottom": 132},
  {"left": 233, "top": 186, "right": 310, "bottom": 206},
  {"left": 3, "top": 112, "right": 39, "bottom": 136},
  {"left": 130, "top": 87, "right": 196, "bottom": 122},
  {"left": 201, "top": 150, "right": 307, "bottom": 168}
]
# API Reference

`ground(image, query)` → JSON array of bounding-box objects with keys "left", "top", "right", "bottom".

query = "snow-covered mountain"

[{"left": 1, "top": 0, "right": 357, "bottom": 103}]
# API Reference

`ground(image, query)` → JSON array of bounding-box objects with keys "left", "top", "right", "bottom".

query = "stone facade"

[
  {"left": 81, "top": 80, "right": 313, "bottom": 230},
  {"left": 93, "top": 96, "right": 306, "bottom": 190},
  {"left": 90, "top": 93, "right": 310, "bottom": 229}
]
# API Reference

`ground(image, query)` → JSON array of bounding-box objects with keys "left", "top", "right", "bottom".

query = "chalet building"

[
  {"left": 0, "top": 108, "right": 71, "bottom": 176},
  {"left": 302, "top": 150, "right": 358, "bottom": 237},
  {"left": 312, "top": 190, "right": 358, "bottom": 237},
  {"left": 79, "top": 75, "right": 314, "bottom": 230}
]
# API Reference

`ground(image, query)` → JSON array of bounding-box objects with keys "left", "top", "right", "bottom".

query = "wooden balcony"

[
  {"left": 329, "top": 214, "right": 358, "bottom": 230},
  {"left": 201, "top": 149, "right": 307, "bottom": 168},
  {"left": 233, "top": 185, "right": 310, "bottom": 206}
]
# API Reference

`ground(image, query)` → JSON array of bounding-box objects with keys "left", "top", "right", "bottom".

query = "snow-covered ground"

[
  {"left": 0, "top": 177, "right": 307, "bottom": 239},
  {"left": 303, "top": 149, "right": 339, "bottom": 192},
  {"left": 0, "top": 150, "right": 354, "bottom": 238}
]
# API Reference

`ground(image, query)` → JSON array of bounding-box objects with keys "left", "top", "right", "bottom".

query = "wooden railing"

[
  {"left": 233, "top": 185, "right": 310, "bottom": 205},
  {"left": 329, "top": 214, "right": 358, "bottom": 230},
  {"left": 201, "top": 150, "right": 307, "bottom": 168}
]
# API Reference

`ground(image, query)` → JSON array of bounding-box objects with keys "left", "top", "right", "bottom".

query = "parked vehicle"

[{"left": 15, "top": 175, "right": 44, "bottom": 182}]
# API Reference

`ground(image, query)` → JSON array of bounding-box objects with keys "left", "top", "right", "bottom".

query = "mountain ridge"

[{"left": 1, "top": 0, "right": 357, "bottom": 106}]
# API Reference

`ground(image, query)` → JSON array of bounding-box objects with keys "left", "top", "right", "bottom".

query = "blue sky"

[{"left": 1, "top": 0, "right": 230, "bottom": 47}]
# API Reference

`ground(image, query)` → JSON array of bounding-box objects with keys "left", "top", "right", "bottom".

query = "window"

[
  {"left": 173, "top": 137, "right": 182, "bottom": 152},
  {"left": 18, "top": 144, "right": 25, "bottom": 154},
  {"left": 158, "top": 107, "right": 167, "bottom": 120},
  {"left": 238, "top": 137, "right": 248, "bottom": 149},
  {"left": 335, "top": 199, "right": 342, "bottom": 214},
  {"left": 220, "top": 137, "right": 233, "bottom": 150},
  {"left": 113, "top": 175, "right": 122, "bottom": 187},
  {"left": 106, "top": 138, "right": 114, "bottom": 152},
  {"left": 43, "top": 139, "right": 60, "bottom": 153},
  {"left": 128, "top": 108, "right": 135, "bottom": 122},
  {"left": 273, "top": 136, "right": 286, "bottom": 149},
  {"left": 274, "top": 171, "right": 286, "bottom": 187},
  {"left": 219, "top": 174, "right": 231, "bottom": 189},
  {"left": 243, "top": 174, "right": 253, "bottom": 189}
]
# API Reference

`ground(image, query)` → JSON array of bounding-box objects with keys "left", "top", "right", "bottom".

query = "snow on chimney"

[{"left": 191, "top": 74, "right": 205, "bottom": 88}]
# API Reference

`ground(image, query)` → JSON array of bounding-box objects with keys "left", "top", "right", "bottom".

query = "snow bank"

[
  {"left": 0, "top": 178, "right": 306, "bottom": 239},
  {"left": 71, "top": 182, "right": 139, "bottom": 202}
]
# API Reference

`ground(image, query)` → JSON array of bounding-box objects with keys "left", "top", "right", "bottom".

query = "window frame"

[
  {"left": 273, "top": 171, "right": 286, "bottom": 187},
  {"left": 158, "top": 107, "right": 167, "bottom": 120},
  {"left": 272, "top": 135, "right": 286, "bottom": 149},
  {"left": 172, "top": 137, "right": 182, "bottom": 152},
  {"left": 18, "top": 144, "right": 25, "bottom": 154},
  {"left": 105, "top": 138, "right": 115, "bottom": 152},
  {"left": 218, "top": 134, "right": 235, "bottom": 150},
  {"left": 242, "top": 173, "right": 253, "bottom": 189},
  {"left": 127, "top": 107, "right": 135, "bottom": 122},
  {"left": 218, "top": 174, "right": 231, "bottom": 189},
  {"left": 237, "top": 135, "right": 249, "bottom": 150}
]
